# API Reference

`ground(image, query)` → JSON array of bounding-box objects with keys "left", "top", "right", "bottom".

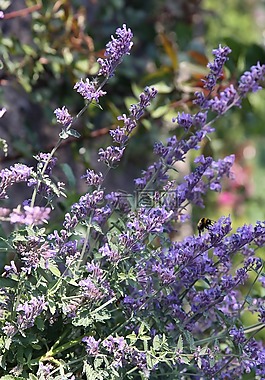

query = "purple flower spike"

[
  {"left": 98, "top": 24, "right": 133, "bottom": 78},
  {"left": 203, "top": 45, "right": 232, "bottom": 91},
  {"left": 238, "top": 62, "right": 265, "bottom": 96}
]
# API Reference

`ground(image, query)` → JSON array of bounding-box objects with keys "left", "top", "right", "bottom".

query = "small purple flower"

[
  {"left": 229, "top": 327, "right": 246, "bottom": 344},
  {"left": 54, "top": 106, "right": 73, "bottom": 127},
  {"left": 108, "top": 86, "right": 157, "bottom": 150},
  {"left": 74, "top": 78, "right": 106, "bottom": 102},
  {"left": 109, "top": 127, "right": 128, "bottom": 145},
  {"left": 151, "top": 262, "right": 176, "bottom": 284},
  {"left": 93, "top": 204, "right": 112, "bottom": 225},
  {"left": 13, "top": 236, "right": 56, "bottom": 274},
  {"left": 98, "top": 24, "right": 133, "bottom": 77},
  {"left": 116, "top": 115, "right": 136, "bottom": 134},
  {"left": 2, "top": 322, "right": 17, "bottom": 337},
  {"left": 98, "top": 146, "right": 125, "bottom": 166},
  {"left": 204, "top": 154, "right": 235, "bottom": 191},
  {"left": 0, "top": 163, "right": 33, "bottom": 199},
  {"left": 79, "top": 278, "right": 103, "bottom": 300},
  {"left": 37, "top": 363, "right": 54, "bottom": 377},
  {"left": 193, "top": 91, "right": 211, "bottom": 109},
  {"left": 70, "top": 190, "right": 104, "bottom": 220},
  {"left": 16, "top": 296, "right": 47, "bottom": 332},
  {"left": 1, "top": 163, "right": 32, "bottom": 182},
  {"left": 82, "top": 336, "right": 101, "bottom": 356},
  {"left": 86, "top": 261, "right": 104, "bottom": 280},
  {"left": 218, "top": 290, "right": 242, "bottom": 315},
  {"left": 99, "top": 243, "right": 121, "bottom": 263},
  {"left": 172, "top": 112, "right": 193, "bottom": 131},
  {"left": 3, "top": 260, "right": 18, "bottom": 277},
  {"left": 81, "top": 169, "right": 104, "bottom": 186},
  {"left": 9, "top": 205, "right": 51, "bottom": 225},
  {"left": 105, "top": 191, "right": 131, "bottom": 213},
  {"left": 193, "top": 111, "right": 208, "bottom": 128}
]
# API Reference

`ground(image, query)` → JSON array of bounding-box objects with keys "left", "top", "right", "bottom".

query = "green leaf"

[
  {"left": 0, "top": 138, "right": 8, "bottom": 156},
  {"left": 180, "top": 356, "right": 190, "bottom": 365},
  {"left": 127, "top": 332, "right": 137, "bottom": 344},
  {"left": 153, "top": 335, "right": 161, "bottom": 351},
  {"left": 0, "top": 277, "right": 17, "bottom": 287},
  {"left": 60, "top": 163, "right": 76, "bottom": 188},
  {"left": 73, "top": 309, "right": 111, "bottom": 327},
  {"left": 49, "top": 264, "right": 61, "bottom": 278},
  {"left": 35, "top": 317, "right": 45, "bottom": 331},
  {"left": 29, "top": 375, "right": 38, "bottom": 380},
  {"left": 67, "top": 128, "right": 81, "bottom": 138},
  {"left": 177, "top": 335, "right": 183, "bottom": 352},
  {"left": 150, "top": 105, "right": 169, "bottom": 118},
  {"left": 47, "top": 297, "right": 57, "bottom": 315},
  {"left": 183, "top": 329, "right": 195, "bottom": 350}
]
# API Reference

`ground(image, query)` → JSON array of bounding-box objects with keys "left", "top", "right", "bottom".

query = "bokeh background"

[{"left": 1, "top": 0, "right": 265, "bottom": 233}]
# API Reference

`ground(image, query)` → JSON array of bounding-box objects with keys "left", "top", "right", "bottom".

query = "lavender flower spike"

[
  {"left": 238, "top": 62, "right": 265, "bottom": 96},
  {"left": 203, "top": 45, "right": 232, "bottom": 91},
  {"left": 97, "top": 24, "right": 133, "bottom": 78}
]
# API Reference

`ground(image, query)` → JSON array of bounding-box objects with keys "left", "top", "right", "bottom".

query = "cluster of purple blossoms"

[
  {"left": 99, "top": 242, "right": 121, "bottom": 263},
  {"left": 74, "top": 78, "right": 106, "bottom": 102},
  {"left": 203, "top": 45, "right": 232, "bottom": 91},
  {"left": 98, "top": 146, "right": 125, "bottom": 166},
  {"left": 70, "top": 190, "right": 104, "bottom": 221},
  {"left": 3, "top": 237, "right": 56, "bottom": 276},
  {"left": 16, "top": 296, "right": 47, "bottom": 333},
  {"left": 81, "top": 169, "right": 104, "bottom": 186},
  {"left": 54, "top": 105, "right": 73, "bottom": 127},
  {"left": 17, "top": 237, "right": 55, "bottom": 274},
  {"left": 208, "top": 84, "right": 239, "bottom": 115},
  {"left": 139, "top": 128, "right": 212, "bottom": 191},
  {"left": 98, "top": 86, "right": 157, "bottom": 166},
  {"left": 78, "top": 278, "right": 104, "bottom": 301},
  {"left": 192, "top": 45, "right": 265, "bottom": 118},
  {"left": 97, "top": 24, "right": 133, "bottom": 78},
  {"left": 34, "top": 152, "right": 58, "bottom": 176},
  {"left": 82, "top": 334, "right": 148, "bottom": 372},
  {"left": 9, "top": 205, "right": 51, "bottom": 225},
  {"left": 3, "top": 296, "right": 47, "bottom": 337},
  {"left": 238, "top": 61, "right": 265, "bottom": 95},
  {"left": 102, "top": 335, "right": 128, "bottom": 368},
  {"left": 82, "top": 336, "right": 101, "bottom": 356},
  {"left": 0, "top": 163, "right": 32, "bottom": 199}
]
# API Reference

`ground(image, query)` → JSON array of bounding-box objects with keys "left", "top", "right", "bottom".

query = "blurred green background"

[{"left": 1, "top": 0, "right": 265, "bottom": 230}]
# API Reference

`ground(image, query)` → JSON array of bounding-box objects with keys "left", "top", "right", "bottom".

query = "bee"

[{"left": 197, "top": 218, "right": 215, "bottom": 236}]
